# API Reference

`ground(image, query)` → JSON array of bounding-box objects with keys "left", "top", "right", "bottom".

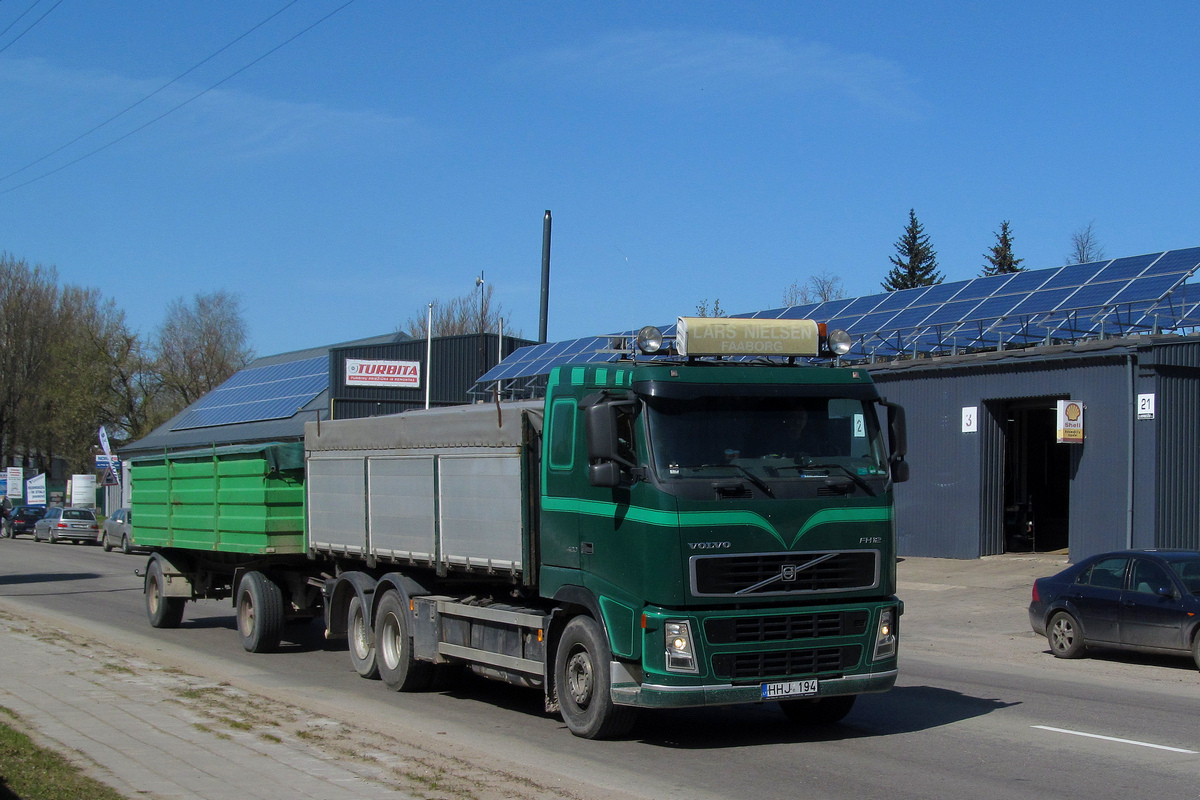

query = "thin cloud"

[{"left": 514, "top": 30, "right": 920, "bottom": 116}]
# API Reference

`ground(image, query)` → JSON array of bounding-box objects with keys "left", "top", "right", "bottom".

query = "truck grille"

[
  {"left": 711, "top": 646, "right": 862, "bottom": 682},
  {"left": 691, "top": 550, "right": 879, "bottom": 597},
  {"left": 705, "top": 610, "right": 869, "bottom": 644}
]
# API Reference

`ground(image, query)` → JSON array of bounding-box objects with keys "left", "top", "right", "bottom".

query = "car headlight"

[
  {"left": 664, "top": 620, "right": 698, "bottom": 672},
  {"left": 873, "top": 608, "right": 897, "bottom": 660}
]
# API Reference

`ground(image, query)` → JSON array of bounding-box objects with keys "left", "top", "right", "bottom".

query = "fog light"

[
  {"left": 873, "top": 608, "right": 897, "bottom": 660},
  {"left": 664, "top": 620, "right": 698, "bottom": 672}
]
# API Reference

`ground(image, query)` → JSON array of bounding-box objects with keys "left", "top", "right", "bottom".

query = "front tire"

[
  {"left": 145, "top": 558, "right": 186, "bottom": 628},
  {"left": 554, "top": 616, "right": 637, "bottom": 739},
  {"left": 121, "top": 534, "right": 133, "bottom": 555},
  {"left": 1047, "top": 611, "right": 1086, "bottom": 658},
  {"left": 102, "top": 533, "right": 113, "bottom": 552},
  {"left": 780, "top": 694, "right": 857, "bottom": 724},
  {"left": 237, "top": 571, "right": 284, "bottom": 653},
  {"left": 374, "top": 591, "right": 432, "bottom": 691},
  {"left": 348, "top": 594, "right": 379, "bottom": 679}
]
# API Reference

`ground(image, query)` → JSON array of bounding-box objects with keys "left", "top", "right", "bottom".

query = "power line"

[
  {"left": 0, "top": 0, "right": 357, "bottom": 196},
  {"left": 0, "top": 0, "right": 63, "bottom": 55},
  {"left": 0, "top": 0, "right": 302, "bottom": 185}
]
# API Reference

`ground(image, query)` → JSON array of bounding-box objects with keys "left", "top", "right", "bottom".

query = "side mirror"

[
  {"left": 589, "top": 461, "right": 621, "bottom": 488},
  {"left": 890, "top": 459, "right": 910, "bottom": 484},
  {"left": 585, "top": 403, "right": 620, "bottom": 462},
  {"left": 885, "top": 401, "right": 907, "bottom": 459}
]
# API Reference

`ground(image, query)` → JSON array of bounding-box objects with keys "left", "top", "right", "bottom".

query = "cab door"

[{"left": 538, "top": 392, "right": 582, "bottom": 571}]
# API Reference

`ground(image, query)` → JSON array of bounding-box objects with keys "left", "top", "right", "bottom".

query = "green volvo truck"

[{"left": 132, "top": 317, "right": 908, "bottom": 738}]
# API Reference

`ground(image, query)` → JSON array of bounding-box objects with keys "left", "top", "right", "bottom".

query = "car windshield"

[
  {"left": 63, "top": 509, "right": 95, "bottom": 521},
  {"left": 1167, "top": 557, "right": 1200, "bottom": 594},
  {"left": 645, "top": 393, "right": 888, "bottom": 480}
]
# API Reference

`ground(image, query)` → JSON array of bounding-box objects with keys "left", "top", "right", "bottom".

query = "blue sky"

[{"left": 2, "top": 2, "right": 1198, "bottom": 356}]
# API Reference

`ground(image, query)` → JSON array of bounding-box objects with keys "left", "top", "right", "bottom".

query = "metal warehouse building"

[{"left": 868, "top": 334, "right": 1200, "bottom": 560}]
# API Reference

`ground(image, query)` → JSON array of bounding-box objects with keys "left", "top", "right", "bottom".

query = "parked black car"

[
  {"left": 1029, "top": 549, "right": 1200, "bottom": 669},
  {"left": 3, "top": 505, "right": 46, "bottom": 538}
]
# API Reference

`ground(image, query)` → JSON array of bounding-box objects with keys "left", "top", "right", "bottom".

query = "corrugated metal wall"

[
  {"left": 329, "top": 333, "right": 535, "bottom": 419},
  {"left": 870, "top": 350, "right": 1137, "bottom": 560},
  {"left": 1149, "top": 340, "right": 1200, "bottom": 549}
]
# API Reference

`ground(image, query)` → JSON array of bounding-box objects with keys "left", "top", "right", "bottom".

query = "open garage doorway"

[{"left": 1002, "top": 400, "right": 1072, "bottom": 553}]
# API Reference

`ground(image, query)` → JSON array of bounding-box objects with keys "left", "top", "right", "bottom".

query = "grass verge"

[{"left": 0, "top": 706, "right": 125, "bottom": 800}]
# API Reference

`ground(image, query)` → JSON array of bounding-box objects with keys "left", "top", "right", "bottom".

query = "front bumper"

[{"left": 611, "top": 662, "right": 898, "bottom": 708}]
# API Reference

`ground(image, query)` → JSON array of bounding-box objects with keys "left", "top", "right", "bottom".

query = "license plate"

[{"left": 761, "top": 679, "right": 818, "bottom": 699}]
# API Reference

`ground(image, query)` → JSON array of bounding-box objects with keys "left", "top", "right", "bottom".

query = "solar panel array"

[
  {"left": 476, "top": 247, "right": 1200, "bottom": 385},
  {"left": 172, "top": 355, "right": 328, "bottom": 431}
]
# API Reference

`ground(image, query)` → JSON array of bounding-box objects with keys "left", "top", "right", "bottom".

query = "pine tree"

[
  {"left": 882, "top": 209, "right": 943, "bottom": 292},
  {"left": 982, "top": 220, "right": 1024, "bottom": 276}
]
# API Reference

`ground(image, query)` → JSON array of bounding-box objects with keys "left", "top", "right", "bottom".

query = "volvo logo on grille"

[{"left": 781, "top": 565, "right": 798, "bottom": 582}]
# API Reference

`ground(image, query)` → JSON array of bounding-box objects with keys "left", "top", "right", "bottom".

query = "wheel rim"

[
  {"left": 148, "top": 575, "right": 162, "bottom": 615},
  {"left": 239, "top": 592, "right": 256, "bottom": 637},
  {"left": 350, "top": 605, "right": 371, "bottom": 660},
  {"left": 1051, "top": 617, "right": 1074, "bottom": 651},
  {"left": 379, "top": 611, "right": 402, "bottom": 671},
  {"left": 565, "top": 646, "right": 594, "bottom": 707}
]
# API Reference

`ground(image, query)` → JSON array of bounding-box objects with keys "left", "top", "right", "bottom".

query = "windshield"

[
  {"left": 645, "top": 393, "right": 888, "bottom": 480},
  {"left": 1167, "top": 557, "right": 1200, "bottom": 594}
]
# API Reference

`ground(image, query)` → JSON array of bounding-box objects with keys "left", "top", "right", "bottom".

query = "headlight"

[
  {"left": 873, "top": 608, "right": 897, "bottom": 660},
  {"left": 664, "top": 620, "right": 698, "bottom": 672},
  {"left": 827, "top": 328, "right": 852, "bottom": 356},
  {"left": 637, "top": 326, "right": 664, "bottom": 354}
]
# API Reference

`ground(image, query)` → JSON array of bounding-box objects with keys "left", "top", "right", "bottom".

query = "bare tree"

[
  {"left": 1065, "top": 221, "right": 1106, "bottom": 265},
  {"left": 0, "top": 254, "right": 59, "bottom": 472},
  {"left": 155, "top": 291, "right": 254, "bottom": 411},
  {"left": 781, "top": 270, "right": 846, "bottom": 307},
  {"left": 694, "top": 298, "right": 725, "bottom": 317},
  {"left": 404, "top": 283, "right": 518, "bottom": 338}
]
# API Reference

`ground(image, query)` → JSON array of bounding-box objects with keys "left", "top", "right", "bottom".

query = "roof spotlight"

[
  {"left": 636, "top": 326, "right": 664, "bottom": 354},
  {"left": 828, "top": 328, "right": 852, "bottom": 356}
]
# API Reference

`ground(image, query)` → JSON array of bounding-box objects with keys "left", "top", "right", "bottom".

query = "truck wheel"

[
  {"left": 374, "top": 591, "right": 432, "bottom": 691},
  {"left": 780, "top": 694, "right": 856, "bottom": 724},
  {"left": 348, "top": 594, "right": 379, "bottom": 679},
  {"left": 237, "top": 571, "right": 284, "bottom": 653},
  {"left": 146, "top": 559, "right": 186, "bottom": 628},
  {"left": 554, "top": 616, "right": 637, "bottom": 739}
]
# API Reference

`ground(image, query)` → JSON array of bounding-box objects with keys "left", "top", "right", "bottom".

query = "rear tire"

[
  {"left": 1192, "top": 631, "right": 1200, "bottom": 671},
  {"left": 554, "top": 616, "right": 637, "bottom": 739},
  {"left": 237, "top": 571, "right": 284, "bottom": 653},
  {"left": 374, "top": 591, "right": 432, "bottom": 691},
  {"left": 1047, "top": 611, "right": 1086, "bottom": 658},
  {"left": 145, "top": 559, "right": 186, "bottom": 628},
  {"left": 780, "top": 694, "right": 857, "bottom": 724},
  {"left": 348, "top": 594, "right": 379, "bottom": 679}
]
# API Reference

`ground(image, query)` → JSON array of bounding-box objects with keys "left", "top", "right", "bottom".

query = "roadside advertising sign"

[
  {"left": 1056, "top": 400, "right": 1085, "bottom": 443},
  {"left": 6, "top": 467, "right": 22, "bottom": 499},
  {"left": 26, "top": 474, "right": 45, "bottom": 505},
  {"left": 345, "top": 358, "right": 421, "bottom": 388}
]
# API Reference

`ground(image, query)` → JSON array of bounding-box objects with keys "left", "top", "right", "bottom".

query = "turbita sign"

[{"left": 344, "top": 358, "right": 421, "bottom": 388}]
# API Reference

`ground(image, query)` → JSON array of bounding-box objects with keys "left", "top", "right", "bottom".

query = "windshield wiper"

[
  {"left": 679, "top": 463, "right": 775, "bottom": 498},
  {"left": 775, "top": 461, "right": 877, "bottom": 497}
]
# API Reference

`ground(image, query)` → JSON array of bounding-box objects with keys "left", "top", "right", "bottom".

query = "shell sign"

[{"left": 1056, "top": 400, "right": 1085, "bottom": 443}]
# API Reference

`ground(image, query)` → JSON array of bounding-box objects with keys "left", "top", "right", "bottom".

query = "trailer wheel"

[
  {"left": 348, "top": 594, "right": 379, "bottom": 679},
  {"left": 779, "top": 694, "right": 856, "bottom": 725},
  {"left": 374, "top": 591, "right": 432, "bottom": 691},
  {"left": 554, "top": 616, "right": 637, "bottom": 739},
  {"left": 237, "top": 571, "right": 284, "bottom": 653},
  {"left": 145, "top": 558, "right": 185, "bottom": 629}
]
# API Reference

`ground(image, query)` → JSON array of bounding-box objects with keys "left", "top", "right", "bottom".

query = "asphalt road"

[{"left": 2, "top": 536, "right": 1199, "bottom": 800}]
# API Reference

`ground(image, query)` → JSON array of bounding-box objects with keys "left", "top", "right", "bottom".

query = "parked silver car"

[
  {"left": 33, "top": 507, "right": 101, "bottom": 543},
  {"left": 102, "top": 508, "right": 138, "bottom": 553}
]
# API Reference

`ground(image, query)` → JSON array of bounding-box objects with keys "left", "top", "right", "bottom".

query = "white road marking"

[{"left": 1032, "top": 725, "right": 1197, "bottom": 754}]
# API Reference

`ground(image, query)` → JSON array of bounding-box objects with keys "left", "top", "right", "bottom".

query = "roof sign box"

[{"left": 676, "top": 317, "right": 820, "bottom": 357}]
